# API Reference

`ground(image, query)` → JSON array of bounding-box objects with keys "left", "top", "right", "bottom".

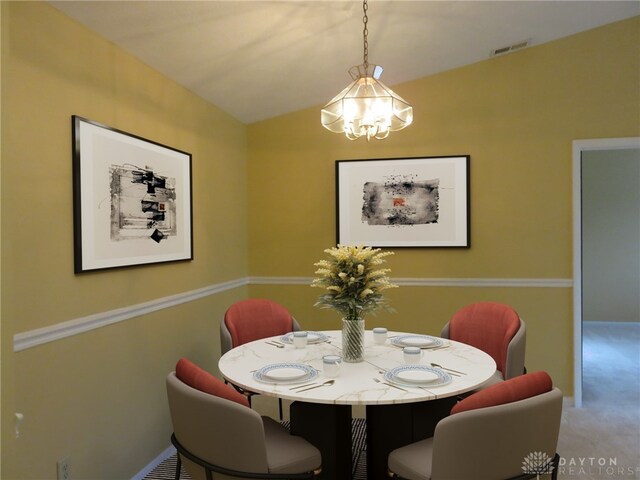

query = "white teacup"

[
  {"left": 292, "top": 331, "right": 308, "bottom": 348},
  {"left": 322, "top": 355, "right": 342, "bottom": 377},
  {"left": 403, "top": 346, "right": 423, "bottom": 364},
  {"left": 373, "top": 327, "right": 388, "bottom": 345}
]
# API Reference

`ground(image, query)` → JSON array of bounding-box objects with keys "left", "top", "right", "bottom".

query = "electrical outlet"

[{"left": 57, "top": 457, "right": 71, "bottom": 480}]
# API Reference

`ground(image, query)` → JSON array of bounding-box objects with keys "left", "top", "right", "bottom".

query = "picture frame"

[
  {"left": 336, "top": 155, "right": 470, "bottom": 248},
  {"left": 72, "top": 116, "right": 193, "bottom": 273}
]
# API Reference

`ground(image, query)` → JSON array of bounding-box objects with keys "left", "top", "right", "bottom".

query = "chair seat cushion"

[
  {"left": 175, "top": 358, "right": 249, "bottom": 408},
  {"left": 262, "top": 416, "right": 321, "bottom": 474},
  {"left": 451, "top": 370, "right": 552, "bottom": 415},
  {"left": 388, "top": 437, "right": 434, "bottom": 480}
]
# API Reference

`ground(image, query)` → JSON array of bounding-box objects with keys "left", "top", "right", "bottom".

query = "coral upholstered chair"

[
  {"left": 441, "top": 302, "right": 526, "bottom": 386},
  {"left": 388, "top": 371, "right": 562, "bottom": 480},
  {"left": 220, "top": 299, "right": 301, "bottom": 418},
  {"left": 167, "top": 359, "right": 321, "bottom": 480},
  {"left": 220, "top": 299, "right": 301, "bottom": 355}
]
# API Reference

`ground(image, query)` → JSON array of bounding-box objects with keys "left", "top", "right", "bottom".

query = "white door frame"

[{"left": 572, "top": 137, "right": 640, "bottom": 408}]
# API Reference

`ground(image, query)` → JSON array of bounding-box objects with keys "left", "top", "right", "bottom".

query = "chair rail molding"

[
  {"left": 248, "top": 276, "right": 573, "bottom": 288},
  {"left": 13, "top": 277, "right": 248, "bottom": 352},
  {"left": 14, "top": 275, "right": 572, "bottom": 351}
]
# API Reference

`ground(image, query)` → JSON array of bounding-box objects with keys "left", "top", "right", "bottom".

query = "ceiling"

[{"left": 49, "top": 1, "right": 639, "bottom": 124}]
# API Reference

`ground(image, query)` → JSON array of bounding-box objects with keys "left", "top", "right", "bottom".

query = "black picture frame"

[
  {"left": 336, "top": 155, "right": 470, "bottom": 248},
  {"left": 72, "top": 116, "right": 193, "bottom": 272}
]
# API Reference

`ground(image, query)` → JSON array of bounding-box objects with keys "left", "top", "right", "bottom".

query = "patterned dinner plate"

[
  {"left": 280, "top": 331, "right": 329, "bottom": 345},
  {"left": 384, "top": 365, "right": 452, "bottom": 388},
  {"left": 390, "top": 334, "right": 443, "bottom": 349},
  {"left": 253, "top": 363, "right": 319, "bottom": 385}
]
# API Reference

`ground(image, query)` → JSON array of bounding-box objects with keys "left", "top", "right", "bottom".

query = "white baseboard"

[{"left": 131, "top": 445, "right": 175, "bottom": 480}]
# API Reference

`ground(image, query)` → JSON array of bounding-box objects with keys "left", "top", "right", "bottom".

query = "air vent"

[{"left": 490, "top": 39, "right": 530, "bottom": 57}]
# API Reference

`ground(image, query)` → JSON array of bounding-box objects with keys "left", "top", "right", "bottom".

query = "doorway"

[{"left": 572, "top": 137, "right": 640, "bottom": 407}]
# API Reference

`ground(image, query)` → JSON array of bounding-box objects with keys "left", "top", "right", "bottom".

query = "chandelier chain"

[
  {"left": 362, "top": 0, "right": 369, "bottom": 69},
  {"left": 320, "top": 0, "right": 413, "bottom": 140}
]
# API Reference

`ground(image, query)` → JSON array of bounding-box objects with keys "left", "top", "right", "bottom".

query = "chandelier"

[{"left": 321, "top": 0, "right": 413, "bottom": 141}]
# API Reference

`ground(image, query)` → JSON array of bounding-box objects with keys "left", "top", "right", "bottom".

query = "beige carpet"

[{"left": 556, "top": 322, "right": 640, "bottom": 479}]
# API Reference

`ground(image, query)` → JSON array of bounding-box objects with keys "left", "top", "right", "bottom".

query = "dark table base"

[
  {"left": 366, "top": 398, "right": 457, "bottom": 480},
  {"left": 290, "top": 401, "right": 353, "bottom": 480},
  {"left": 289, "top": 398, "right": 457, "bottom": 480}
]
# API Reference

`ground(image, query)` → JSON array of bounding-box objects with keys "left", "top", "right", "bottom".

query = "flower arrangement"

[{"left": 311, "top": 244, "right": 398, "bottom": 321}]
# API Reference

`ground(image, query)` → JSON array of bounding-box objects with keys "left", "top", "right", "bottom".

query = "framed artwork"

[
  {"left": 72, "top": 116, "right": 193, "bottom": 272},
  {"left": 336, "top": 156, "right": 470, "bottom": 248}
]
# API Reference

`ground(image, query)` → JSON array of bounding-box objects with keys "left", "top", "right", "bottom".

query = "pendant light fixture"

[{"left": 321, "top": 0, "right": 413, "bottom": 141}]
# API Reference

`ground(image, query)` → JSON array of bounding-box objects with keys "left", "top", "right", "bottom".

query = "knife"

[
  {"left": 374, "top": 378, "right": 408, "bottom": 392},
  {"left": 296, "top": 380, "right": 335, "bottom": 392}
]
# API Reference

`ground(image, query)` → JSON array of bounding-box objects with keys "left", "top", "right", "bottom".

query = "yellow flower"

[{"left": 311, "top": 244, "right": 397, "bottom": 317}]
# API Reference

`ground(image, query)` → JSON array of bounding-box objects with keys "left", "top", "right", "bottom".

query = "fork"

[
  {"left": 265, "top": 341, "right": 284, "bottom": 348},
  {"left": 373, "top": 377, "right": 408, "bottom": 392}
]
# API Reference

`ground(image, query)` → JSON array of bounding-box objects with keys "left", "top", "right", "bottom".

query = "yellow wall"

[
  {"left": 247, "top": 17, "right": 640, "bottom": 394},
  {"left": 2, "top": 3, "right": 639, "bottom": 478},
  {"left": 1, "top": 2, "right": 248, "bottom": 478}
]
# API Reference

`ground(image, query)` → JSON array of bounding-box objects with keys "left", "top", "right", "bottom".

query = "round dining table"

[{"left": 219, "top": 329, "right": 496, "bottom": 480}]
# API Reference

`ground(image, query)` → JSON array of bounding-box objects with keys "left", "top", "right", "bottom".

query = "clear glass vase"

[{"left": 342, "top": 317, "right": 365, "bottom": 363}]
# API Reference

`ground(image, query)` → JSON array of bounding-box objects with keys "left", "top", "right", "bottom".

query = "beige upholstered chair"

[
  {"left": 167, "top": 363, "right": 321, "bottom": 480},
  {"left": 441, "top": 302, "right": 526, "bottom": 386},
  {"left": 220, "top": 299, "right": 301, "bottom": 418},
  {"left": 388, "top": 371, "right": 562, "bottom": 480}
]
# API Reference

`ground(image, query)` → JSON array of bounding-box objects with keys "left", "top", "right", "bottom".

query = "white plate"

[
  {"left": 395, "top": 369, "right": 440, "bottom": 384},
  {"left": 253, "top": 363, "right": 318, "bottom": 385},
  {"left": 263, "top": 367, "right": 308, "bottom": 381},
  {"left": 280, "top": 331, "right": 329, "bottom": 345},
  {"left": 384, "top": 365, "right": 452, "bottom": 388},
  {"left": 391, "top": 335, "right": 443, "bottom": 349}
]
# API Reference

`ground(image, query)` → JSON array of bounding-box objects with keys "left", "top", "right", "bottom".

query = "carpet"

[{"left": 144, "top": 418, "right": 368, "bottom": 480}]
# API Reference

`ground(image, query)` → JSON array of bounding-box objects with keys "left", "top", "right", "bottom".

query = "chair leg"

[
  {"left": 279, "top": 398, "right": 283, "bottom": 420},
  {"left": 552, "top": 453, "right": 560, "bottom": 480},
  {"left": 174, "top": 453, "right": 181, "bottom": 480}
]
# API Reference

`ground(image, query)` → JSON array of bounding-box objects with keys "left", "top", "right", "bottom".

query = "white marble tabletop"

[{"left": 218, "top": 330, "right": 496, "bottom": 406}]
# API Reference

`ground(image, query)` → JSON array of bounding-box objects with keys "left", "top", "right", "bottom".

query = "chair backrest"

[
  {"left": 431, "top": 371, "right": 562, "bottom": 480},
  {"left": 442, "top": 302, "right": 525, "bottom": 378},
  {"left": 220, "top": 299, "right": 299, "bottom": 354},
  {"left": 166, "top": 369, "right": 270, "bottom": 479}
]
